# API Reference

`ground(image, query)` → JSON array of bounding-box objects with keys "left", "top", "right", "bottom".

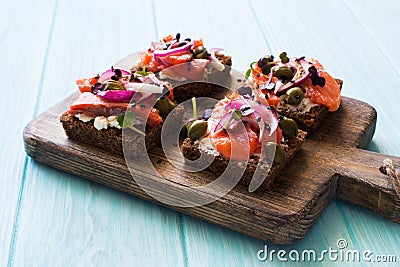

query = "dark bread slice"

[
  {"left": 277, "top": 79, "right": 343, "bottom": 132},
  {"left": 181, "top": 130, "right": 307, "bottom": 189},
  {"left": 164, "top": 54, "right": 232, "bottom": 103},
  {"left": 60, "top": 112, "right": 161, "bottom": 157}
]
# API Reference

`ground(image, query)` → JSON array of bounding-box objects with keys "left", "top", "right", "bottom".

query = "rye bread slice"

[
  {"left": 60, "top": 112, "right": 162, "bottom": 157},
  {"left": 161, "top": 54, "right": 232, "bottom": 103},
  {"left": 60, "top": 103, "right": 184, "bottom": 158},
  {"left": 276, "top": 79, "right": 343, "bottom": 132},
  {"left": 181, "top": 130, "right": 307, "bottom": 189}
]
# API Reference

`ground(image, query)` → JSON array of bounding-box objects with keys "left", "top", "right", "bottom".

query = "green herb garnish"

[
  {"left": 223, "top": 109, "right": 243, "bottom": 130},
  {"left": 245, "top": 61, "right": 258, "bottom": 79},
  {"left": 245, "top": 68, "right": 252, "bottom": 79},
  {"left": 185, "top": 97, "right": 198, "bottom": 132},
  {"left": 191, "top": 97, "right": 197, "bottom": 119},
  {"left": 135, "top": 65, "right": 153, "bottom": 77},
  {"left": 117, "top": 111, "right": 146, "bottom": 136},
  {"left": 232, "top": 109, "right": 243, "bottom": 120}
]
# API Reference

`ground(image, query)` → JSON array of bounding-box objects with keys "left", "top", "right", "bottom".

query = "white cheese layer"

[
  {"left": 278, "top": 93, "right": 319, "bottom": 114},
  {"left": 198, "top": 137, "right": 220, "bottom": 156},
  {"left": 75, "top": 114, "right": 121, "bottom": 130},
  {"left": 74, "top": 113, "right": 93, "bottom": 122}
]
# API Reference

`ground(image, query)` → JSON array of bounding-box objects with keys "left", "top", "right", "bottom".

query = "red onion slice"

[
  {"left": 96, "top": 90, "right": 135, "bottom": 102},
  {"left": 208, "top": 48, "right": 225, "bottom": 71},
  {"left": 249, "top": 102, "right": 279, "bottom": 141},
  {"left": 275, "top": 59, "right": 312, "bottom": 96},
  {"left": 209, "top": 48, "right": 224, "bottom": 55},
  {"left": 153, "top": 41, "right": 194, "bottom": 58},
  {"left": 137, "top": 74, "right": 163, "bottom": 85},
  {"left": 135, "top": 92, "right": 155, "bottom": 103},
  {"left": 217, "top": 97, "right": 279, "bottom": 142},
  {"left": 151, "top": 41, "right": 164, "bottom": 51},
  {"left": 154, "top": 56, "right": 172, "bottom": 67},
  {"left": 241, "top": 116, "right": 260, "bottom": 130},
  {"left": 213, "top": 111, "right": 234, "bottom": 133},
  {"left": 225, "top": 99, "right": 248, "bottom": 110},
  {"left": 123, "top": 83, "right": 163, "bottom": 94},
  {"left": 98, "top": 69, "right": 130, "bottom": 83}
]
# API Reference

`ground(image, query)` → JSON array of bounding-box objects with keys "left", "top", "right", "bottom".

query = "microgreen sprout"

[
  {"left": 135, "top": 65, "right": 153, "bottom": 77},
  {"left": 117, "top": 111, "right": 146, "bottom": 136}
]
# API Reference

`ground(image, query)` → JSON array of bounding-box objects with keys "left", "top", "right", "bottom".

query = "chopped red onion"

[
  {"left": 153, "top": 41, "right": 194, "bottom": 58},
  {"left": 275, "top": 59, "right": 312, "bottom": 96},
  {"left": 96, "top": 90, "right": 135, "bottom": 102},
  {"left": 123, "top": 83, "right": 163, "bottom": 94},
  {"left": 214, "top": 111, "right": 234, "bottom": 133},
  {"left": 217, "top": 97, "right": 279, "bottom": 141},
  {"left": 208, "top": 48, "right": 225, "bottom": 71}
]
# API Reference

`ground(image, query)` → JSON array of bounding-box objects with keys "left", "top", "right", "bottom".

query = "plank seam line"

[
  {"left": 179, "top": 214, "right": 190, "bottom": 267},
  {"left": 342, "top": 0, "right": 400, "bottom": 77},
  {"left": 246, "top": 0, "right": 273, "bottom": 53},
  {"left": 7, "top": 0, "right": 60, "bottom": 265},
  {"left": 150, "top": 0, "right": 159, "bottom": 40},
  {"left": 334, "top": 199, "right": 366, "bottom": 254},
  {"left": 342, "top": 0, "right": 400, "bottom": 139}
]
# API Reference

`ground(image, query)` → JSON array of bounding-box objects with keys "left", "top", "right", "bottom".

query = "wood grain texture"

[
  {"left": 247, "top": 0, "right": 400, "bottom": 264},
  {"left": 23, "top": 93, "right": 399, "bottom": 244},
  {"left": 5, "top": 0, "right": 400, "bottom": 265},
  {"left": 10, "top": 0, "right": 185, "bottom": 266},
  {"left": 0, "top": 0, "right": 56, "bottom": 265},
  {"left": 153, "top": 0, "right": 268, "bottom": 71},
  {"left": 151, "top": 0, "right": 400, "bottom": 264},
  {"left": 250, "top": 0, "right": 400, "bottom": 155},
  {"left": 344, "top": 0, "right": 400, "bottom": 74}
]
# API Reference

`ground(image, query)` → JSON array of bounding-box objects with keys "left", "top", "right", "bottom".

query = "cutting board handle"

[{"left": 335, "top": 147, "right": 400, "bottom": 222}]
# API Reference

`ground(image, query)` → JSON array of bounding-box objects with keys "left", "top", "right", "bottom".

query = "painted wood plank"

[
  {"left": 249, "top": 0, "right": 400, "bottom": 156},
  {"left": 10, "top": 0, "right": 400, "bottom": 266},
  {"left": 151, "top": 0, "right": 400, "bottom": 266},
  {"left": 153, "top": 0, "right": 267, "bottom": 71},
  {"left": 150, "top": 1, "right": 355, "bottom": 266},
  {"left": 26, "top": 93, "right": 391, "bottom": 243},
  {"left": 249, "top": 0, "right": 400, "bottom": 264},
  {"left": 150, "top": 0, "right": 279, "bottom": 266},
  {"left": 13, "top": 0, "right": 185, "bottom": 266},
  {"left": 344, "top": 0, "right": 400, "bottom": 74},
  {"left": 0, "top": 0, "right": 56, "bottom": 265},
  {"left": 14, "top": 161, "right": 185, "bottom": 267}
]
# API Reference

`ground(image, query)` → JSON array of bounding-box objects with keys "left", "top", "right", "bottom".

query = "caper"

[
  {"left": 285, "top": 87, "right": 304, "bottom": 105},
  {"left": 91, "top": 82, "right": 103, "bottom": 94},
  {"left": 263, "top": 142, "right": 286, "bottom": 164},
  {"left": 193, "top": 46, "right": 208, "bottom": 59},
  {"left": 237, "top": 85, "right": 252, "bottom": 96},
  {"left": 279, "top": 52, "right": 289, "bottom": 63},
  {"left": 261, "top": 64, "right": 271, "bottom": 75},
  {"left": 278, "top": 118, "right": 298, "bottom": 140},
  {"left": 194, "top": 46, "right": 206, "bottom": 54},
  {"left": 257, "top": 57, "right": 268, "bottom": 68},
  {"left": 274, "top": 66, "right": 293, "bottom": 81},
  {"left": 188, "top": 120, "right": 208, "bottom": 140},
  {"left": 155, "top": 98, "right": 177, "bottom": 116},
  {"left": 101, "top": 80, "right": 124, "bottom": 91}
]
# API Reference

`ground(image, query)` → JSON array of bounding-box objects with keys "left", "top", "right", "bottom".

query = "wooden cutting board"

[{"left": 23, "top": 91, "right": 400, "bottom": 244}]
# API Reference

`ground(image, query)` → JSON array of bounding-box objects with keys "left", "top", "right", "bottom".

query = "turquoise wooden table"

[{"left": 2, "top": 0, "right": 400, "bottom": 266}]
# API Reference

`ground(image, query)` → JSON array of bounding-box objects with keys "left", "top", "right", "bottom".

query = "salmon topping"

[{"left": 68, "top": 92, "right": 163, "bottom": 127}]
